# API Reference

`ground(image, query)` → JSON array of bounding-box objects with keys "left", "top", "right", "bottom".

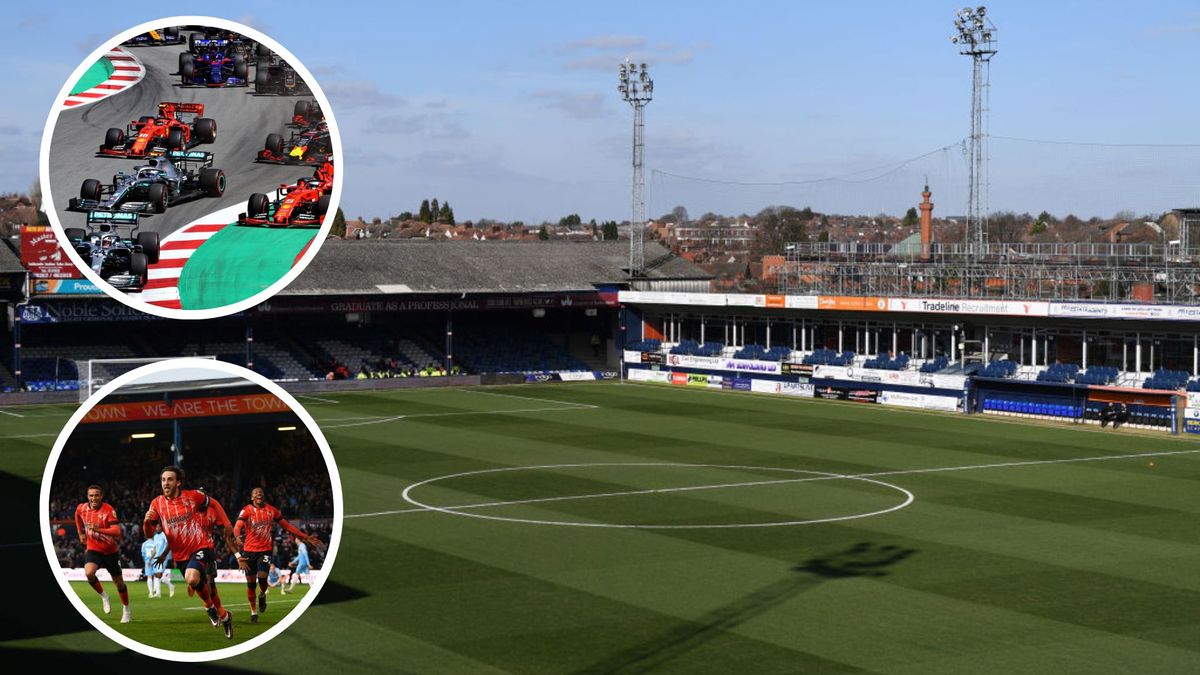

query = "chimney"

[{"left": 919, "top": 183, "right": 934, "bottom": 261}]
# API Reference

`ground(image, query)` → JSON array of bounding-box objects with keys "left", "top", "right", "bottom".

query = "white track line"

[{"left": 344, "top": 447, "right": 1200, "bottom": 520}]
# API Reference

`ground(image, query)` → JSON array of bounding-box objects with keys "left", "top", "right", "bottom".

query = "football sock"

[
  {"left": 246, "top": 587, "right": 257, "bottom": 612},
  {"left": 89, "top": 580, "right": 104, "bottom": 595},
  {"left": 118, "top": 588, "right": 129, "bottom": 606}
]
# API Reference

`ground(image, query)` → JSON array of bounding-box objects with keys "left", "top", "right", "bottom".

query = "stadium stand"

[{"left": 454, "top": 331, "right": 590, "bottom": 374}]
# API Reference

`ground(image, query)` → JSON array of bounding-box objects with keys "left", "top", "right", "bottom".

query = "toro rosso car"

[
  {"left": 99, "top": 102, "right": 216, "bottom": 158},
  {"left": 67, "top": 151, "right": 226, "bottom": 214},
  {"left": 124, "top": 28, "right": 184, "bottom": 46},
  {"left": 257, "top": 124, "right": 332, "bottom": 165},
  {"left": 180, "top": 40, "right": 248, "bottom": 87},
  {"left": 62, "top": 212, "right": 160, "bottom": 291},
  {"left": 238, "top": 162, "right": 333, "bottom": 228},
  {"left": 188, "top": 30, "right": 269, "bottom": 65}
]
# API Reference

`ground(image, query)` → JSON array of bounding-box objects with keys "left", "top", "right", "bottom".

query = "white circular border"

[
  {"left": 402, "top": 462, "right": 915, "bottom": 529},
  {"left": 37, "top": 358, "right": 344, "bottom": 662},
  {"left": 38, "top": 16, "right": 344, "bottom": 321}
]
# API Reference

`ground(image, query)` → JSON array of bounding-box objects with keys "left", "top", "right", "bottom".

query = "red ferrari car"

[
  {"left": 98, "top": 102, "right": 216, "bottom": 158},
  {"left": 238, "top": 161, "right": 333, "bottom": 228}
]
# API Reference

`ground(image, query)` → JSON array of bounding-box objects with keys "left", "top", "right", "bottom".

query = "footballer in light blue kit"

[
  {"left": 146, "top": 525, "right": 175, "bottom": 597},
  {"left": 284, "top": 541, "right": 310, "bottom": 592},
  {"left": 141, "top": 537, "right": 158, "bottom": 597}
]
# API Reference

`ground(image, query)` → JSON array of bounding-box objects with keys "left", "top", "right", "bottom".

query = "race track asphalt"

[{"left": 47, "top": 37, "right": 323, "bottom": 238}]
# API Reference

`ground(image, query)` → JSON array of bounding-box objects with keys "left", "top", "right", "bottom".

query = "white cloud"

[{"left": 534, "top": 91, "right": 609, "bottom": 119}]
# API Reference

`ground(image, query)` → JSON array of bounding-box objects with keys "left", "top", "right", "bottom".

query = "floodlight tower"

[
  {"left": 952, "top": 6, "right": 997, "bottom": 254},
  {"left": 619, "top": 59, "right": 653, "bottom": 277}
]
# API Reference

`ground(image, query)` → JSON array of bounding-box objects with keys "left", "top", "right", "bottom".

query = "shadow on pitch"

[{"left": 572, "top": 542, "right": 917, "bottom": 675}]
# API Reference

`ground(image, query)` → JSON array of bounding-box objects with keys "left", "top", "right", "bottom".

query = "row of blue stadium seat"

[
  {"left": 976, "top": 360, "right": 1018, "bottom": 379},
  {"left": 862, "top": 354, "right": 910, "bottom": 370},
  {"left": 984, "top": 399, "right": 1081, "bottom": 418},
  {"left": 803, "top": 348, "right": 854, "bottom": 366},
  {"left": 1036, "top": 363, "right": 1081, "bottom": 383},
  {"left": 734, "top": 344, "right": 791, "bottom": 362},
  {"left": 670, "top": 340, "right": 724, "bottom": 357},
  {"left": 627, "top": 339, "right": 662, "bottom": 352},
  {"left": 919, "top": 356, "right": 950, "bottom": 373}
]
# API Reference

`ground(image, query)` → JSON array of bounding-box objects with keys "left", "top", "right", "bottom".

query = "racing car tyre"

[
  {"left": 316, "top": 195, "right": 330, "bottom": 217},
  {"left": 181, "top": 59, "right": 194, "bottom": 85},
  {"left": 188, "top": 33, "right": 198, "bottom": 53},
  {"left": 130, "top": 252, "right": 148, "bottom": 283},
  {"left": 104, "top": 128, "right": 124, "bottom": 149},
  {"left": 200, "top": 168, "right": 226, "bottom": 197},
  {"left": 257, "top": 42, "right": 272, "bottom": 61},
  {"left": 195, "top": 118, "right": 217, "bottom": 143},
  {"left": 255, "top": 68, "right": 272, "bottom": 94},
  {"left": 234, "top": 55, "right": 248, "bottom": 81},
  {"left": 294, "top": 100, "right": 313, "bottom": 121},
  {"left": 264, "top": 133, "right": 283, "bottom": 157},
  {"left": 166, "top": 128, "right": 186, "bottom": 151},
  {"left": 136, "top": 231, "right": 161, "bottom": 264},
  {"left": 64, "top": 228, "right": 86, "bottom": 242},
  {"left": 80, "top": 179, "right": 102, "bottom": 201},
  {"left": 248, "top": 193, "right": 270, "bottom": 219},
  {"left": 147, "top": 183, "right": 168, "bottom": 214},
  {"left": 164, "top": 27, "right": 179, "bottom": 40},
  {"left": 180, "top": 51, "right": 193, "bottom": 74}
]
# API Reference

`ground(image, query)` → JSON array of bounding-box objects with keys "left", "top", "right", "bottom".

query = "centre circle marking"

[{"left": 401, "top": 462, "right": 915, "bottom": 529}]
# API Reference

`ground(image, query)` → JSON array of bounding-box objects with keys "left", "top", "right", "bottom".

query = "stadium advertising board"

[
  {"left": 20, "top": 225, "right": 76, "bottom": 278},
  {"left": 80, "top": 393, "right": 292, "bottom": 424},
  {"left": 1049, "top": 302, "right": 1200, "bottom": 322},
  {"left": 557, "top": 372, "right": 598, "bottom": 382},
  {"left": 781, "top": 362, "right": 814, "bottom": 376},
  {"left": 879, "top": 391, "right": 960, "bottom": 411},
  {"left": 811, "top": 365, "right": 966, "bottom": 389},
  {"left": 888, "top": 298, "right": 1050, "bottom": 317},
  {"left": 686, "top": 373, "right": 708, "bottom": 387},
  {"left": 623, "top": 350, "right": 643, "bottom": 363},
  {"left": 262, "top": 291, "right": 614, "bottom": 314},
  {"left": 780, "top": 382, "right": 814, "bottom": 397},
  {"left": 18, "top": 299, "right": 157, "bottom": 324},
  {"left": 1186, "top": 419, "right": 1200, "bottom": 434},
  {"left": 706, "top": 375, "right": 724, "bottom": 389},
  {"left": 818, "top": 296, "right": 888, "bottom": 312},
  {"left": 627, "top": 368, "right": 669, "bottom": 383},
  {"left": 30, "top": 278, "right": 103, "bottom": 295},
  {"left": 617, "top": 291, "right": 819, "bottom": 309},
  {"left": 670, "top": 372, "right": 689, "bottom": 386},
  {"left": 814, "top": 386, "right": 879, "bottom": 403},
  {"left": 750, "top": 379, "right": 781, "bottom": 394},
  {"left": 1189, "top": 393, "right": 1200, "bottom": 408},
  {"left": 665, "top": 353, "right": 783, "bottom": 375},
  {"left": 721, "top": 377, "right": 752, "bottom": 391}
]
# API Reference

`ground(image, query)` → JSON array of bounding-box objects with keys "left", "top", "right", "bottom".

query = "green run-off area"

[
  {"left": 177, "top": 226, "right": 315, "bottom": 310},
  {"left": 71, "top": 58, "right": 114, "bottom": 95}
]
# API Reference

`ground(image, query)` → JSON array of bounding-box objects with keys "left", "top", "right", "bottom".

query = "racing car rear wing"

[
  {"left": 192, "top": 38, "right": 230, "bottom": 49},
  {"left": 165, "top": 149, "right": 215, "bottom": 167},
  {"left": 159, "top": 101, "right": 205, "bottom": 119},
  {"left": 87, "top": 211, "right": 140, "bottom": 229}
]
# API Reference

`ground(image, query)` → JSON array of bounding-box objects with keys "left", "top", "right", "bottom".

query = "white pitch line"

[
  {"left": 344, "top": 447, "right": 1200, "bottom": 520},
  {"left": 296, "top": 394, "right": 340, "bottom": 404},
  {"left": 0, "top": 432, "right": 59, "bottom": 439},
  {"left": 0, "top": 409, "right": 25, "bottom": 417},
  {"left": 461, "top": 388, "right": 598, "bottom": 409},
  {"left": 322, "top": 404, "right": 596, "bottom": 429}
]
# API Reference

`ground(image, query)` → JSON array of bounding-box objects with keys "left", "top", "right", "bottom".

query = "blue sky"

[{"left": 6, "top": 1, "right": 1200, "bottom": 222}]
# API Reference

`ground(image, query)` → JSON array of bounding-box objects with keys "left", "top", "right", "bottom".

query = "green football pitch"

[{"left": 3, "top": 382, "right": 1200, "bottom": 672}]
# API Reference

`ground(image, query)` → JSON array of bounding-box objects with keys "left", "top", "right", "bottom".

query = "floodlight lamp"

[
  {"left": 951, "top": 36, "right": 958, "bottom": 43},
  {"left": 977, "top": 6, "right": 986, "bottom": 15}
]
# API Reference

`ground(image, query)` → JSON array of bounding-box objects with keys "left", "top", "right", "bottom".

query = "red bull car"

[
  {"left": 98, "top": 102, "right": 216, "bottom": 158},
  {"left": 237, "top": 162, "right": 333, "bottom": 228},
  {"left": 256, "top": 123, "right": 332, "bottom": 165}
]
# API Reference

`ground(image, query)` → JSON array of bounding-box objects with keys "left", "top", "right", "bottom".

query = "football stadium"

[{"left": 3, "top": 230, "right": 1200, "bottom": 670}]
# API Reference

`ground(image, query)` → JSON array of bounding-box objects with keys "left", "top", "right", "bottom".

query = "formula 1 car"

[
  {"left": 99, "top": 102, "right": 216, "bottom": 158},
  {"left": 67, "top": 151, "right": 226, "bottom": 214},
  {"left": 254, "top": 58, "right": 312, "bottom": 96},
  {"left": 187, "top": 30, "right": 270, "bottom": 64},
  {"left": 124, "top": 28, "right": 184, "bottom": 46},
  {"left": 180, "top": 40, "right": 248, "bottom": 87},
  {"left": 62, "top": 212, "right": 160, "bottom": 291},
  {"left": 257, "top": 124, "right": 332, "bottom": 165},
  {"left": 237, "top": 162, "right": 333, "bottom": 228},
  {"left": 291, "top": 100, "right": 324, "bottom": 127}
]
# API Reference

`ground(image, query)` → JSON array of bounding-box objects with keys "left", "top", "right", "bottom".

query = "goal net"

[{"left": 76, "top": 356, "right": 217, "bottom": 402}]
